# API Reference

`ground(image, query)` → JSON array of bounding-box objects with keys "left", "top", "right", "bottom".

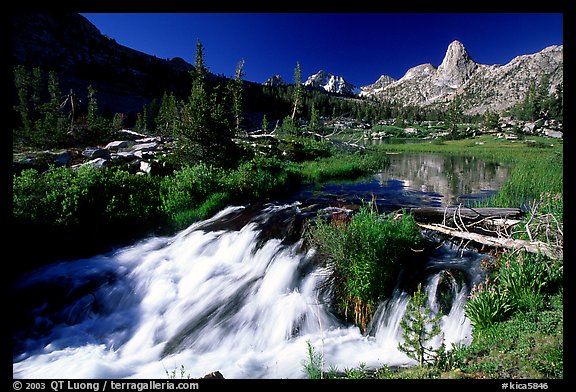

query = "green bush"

[
  {"left": 13, "top": 165, "right": 162, "bottom": 228},
  {"left": 227, "top": 155, "right": 299, "bottom": 199},
  {"left": 306, "top": 206, "right": 422, "bottom": 331},
  {"left": 496, "top": 252, "right": 561, "bottom": 312},
  {"left": 12, "top": 165, "right": 164, "bottom": 268},
  {"left": 465, "top": 276, "right": 514, "bottom": 331},
  {"left": 159, "top": 163, "right": 226, "bottom": 219},
  {"left": 298, "top": 150, "right": 388, "bottom": 183},
  {"left": 168, "top": 192, "right": 231, "bottom": 230}
]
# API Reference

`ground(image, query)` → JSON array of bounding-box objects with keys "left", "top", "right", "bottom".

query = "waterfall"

[{"left": 12, "top": 203, "right": 481, "bottom": 379}]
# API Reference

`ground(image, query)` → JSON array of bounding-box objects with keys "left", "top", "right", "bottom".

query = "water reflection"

[{"left": 305, "top": 153, "right": 510, "bottom": 211}]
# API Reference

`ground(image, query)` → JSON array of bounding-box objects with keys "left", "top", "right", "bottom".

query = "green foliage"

[
  {"left": 465, "top": 276, "right": 514, "bottom": 330},
  {"left": 261, "top": 113, "right": 269, "bottom": 132},
  {"left": 82, "top": 85, "right": 115, "bottom": 145},
  {"left": 398, "top": 283, "right": 444, "bottom": 367},
  {"left": 177, "top": 80, "right": 233, "bottom": 165},
  {"left": 227, "top": 155, "right": 299, "bottom": 199},
  {"left": 291, "top": 61, "right": 303, "bottom": 121},
  {"left": 159, "top": 163, "right": 227, "bottom": 220},
  {"left": 306, "top": 206, "right": 422, "bottom": 331},
  {"left": 227, "top": 58, "right": 246, "bottom": 134},
  {"left": 12, "top": 165, "right": 163, "bottom": 267},
  {"left": 308, "top": 103, "right": 321, "bottom": 132},
  {"left": 496, "top": 252, "right": 562, "bottom": 312},
  {"left": 508, "top": 76, "right": 562, "bottom": 121},
  {"left": 12, "top": 65, "right": 115, "bottom": 148},
  {"left": 445, "top": 96, "right": 463, "bottom": 139},
  {"left": 297, "top": 150, "right": 388, "bottom": 183},
  {"left": 13, "top": 66, "right": 68, "bottom": 148},
  {"left": 174, "top": 39, "right": 237, "bottom": 167},
  {"left": 155, "top": 91, "right": 180, "bottom": 137},
  {"left": 456, "top": 293, "right": 563, "bottom": 379},
  {"left": 13, "top": 165, "right": 162, "bottom": 229},
  {"left": 483, "top": 110, "right": 500, "bottom": 131},
  {"left": 280, "top": 115, "right": 299, "bottom": 136},
  {"left": 302, "top": 340, "right": 324, "bottom": 379},
  {"left": 489, "top": 150, "right": 563, "bottom": 209}
]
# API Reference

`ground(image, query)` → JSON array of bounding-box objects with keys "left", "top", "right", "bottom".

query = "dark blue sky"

[{"left": 80, "top": 13, "right": 563, "bottom": 87}]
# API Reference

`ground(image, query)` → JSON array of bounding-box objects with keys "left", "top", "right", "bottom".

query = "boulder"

[
  {"left": 542, "top": 129, "right": 563, "bottom": 139},
  {"left": 131, "top": 142, "right": 159, "bottom": 152},
  {"left": 199, "top": 371, "right": 224, "bottom": 379},
  {"left": 105, "top": 141, "right": 129, "bottom": 151},
  {"left": 83, "top": 157, "right": 110, "bottom": 169},
  {"left": 82, "top": 147, "right": 110, "bottom": 159}
]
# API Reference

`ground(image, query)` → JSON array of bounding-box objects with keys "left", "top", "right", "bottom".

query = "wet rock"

[{"left": 199, "top": 371, "right": 224, "bottom": 379}]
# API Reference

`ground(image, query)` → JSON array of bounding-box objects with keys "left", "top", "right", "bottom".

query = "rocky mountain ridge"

[
  {"left": 360, "top": 40, "right": 563, "bottom": 114},
  {"left": 303, "top": 70, "right": 357, "bottom": 95},
  {"left": 12, "top": 14, "right": 562, "bottom": 119},
  {"left": 11, "top": 13, "right": 196, "bottom": 115},
  {"left": 263, "top": 74, "right": 287, "bottom": 87}
]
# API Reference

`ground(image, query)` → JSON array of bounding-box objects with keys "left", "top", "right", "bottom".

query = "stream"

[{"left": 12, "top": 152, "right": 510, "bottom": 379}]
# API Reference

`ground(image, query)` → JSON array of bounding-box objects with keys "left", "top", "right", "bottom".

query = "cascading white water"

[{"left": 13, "top": 203, "right": 480, "bottom": 379}]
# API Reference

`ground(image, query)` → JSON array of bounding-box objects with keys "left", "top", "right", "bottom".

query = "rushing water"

[{"left": 12, "top": 153, "right": 507, "bottom": 379}]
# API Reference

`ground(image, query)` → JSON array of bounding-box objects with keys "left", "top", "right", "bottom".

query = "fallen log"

[
  {"left": 409, "top": 206, "right": 523, "bottom": 222},
  {"left": 417, "top": 222, "right": 562, "bottom": 260}
]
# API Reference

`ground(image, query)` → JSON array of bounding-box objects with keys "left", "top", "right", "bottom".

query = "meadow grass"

[
  {"left": 371, "top": 135, "right": 563, "bottom": 208},
  {"left": 302, "top": 134, "right": 564, "bottom": 380}
]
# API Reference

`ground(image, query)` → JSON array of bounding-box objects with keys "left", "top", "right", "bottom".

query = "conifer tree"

[
  {"left": 87, "top": 85, "right": 98, "bottom": 126},
  {"left": 85, "top": 85, "right": 112, "bottom": 144},
  {"left": 446, "top": 95, "right": 463, "bottom": 139},
  {"left": 156, "top": 91, "right": 179, "bottom": 137},
  {"left": 228, "top": 58, "right": 246, "bottom": 135},
  {"left": 176, "top": 39, "right": 234, "bottom": 167},
  {"left": 261, "top": 113, "right": 269, "bottom": 133},
  {"left": 398, "top": 283, "right": 443, "bottom": 367},
  {"left": 38, "top": 70, "right": 67, "bottom": 146},
  {"left": 13, "top": 65, "right": 33, "bottom": 139},
  {"left": 308, "top": 103, "right": 320, "bottom": 133},
  {"left": 291, "top": 61, "right": 303, "bottom": 122}
]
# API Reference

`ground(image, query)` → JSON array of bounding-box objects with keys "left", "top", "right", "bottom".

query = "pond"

[{"left": 295, "top": 152, "right": 511, "bottom": 211}]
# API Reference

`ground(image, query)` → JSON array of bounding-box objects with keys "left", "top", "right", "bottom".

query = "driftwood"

[
  {"left": 409, "top": 206, "right": 523, "bottom": 222},
  {"left": 417, "top": 222, "right": 562, "bottom": 260},
  {"left": 405, "top": 204, "right": 562, "bottom": 260}
]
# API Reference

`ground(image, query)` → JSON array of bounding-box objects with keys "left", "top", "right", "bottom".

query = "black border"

[{"left": 5, "top": 1, "right": 573, "bottom": 389}]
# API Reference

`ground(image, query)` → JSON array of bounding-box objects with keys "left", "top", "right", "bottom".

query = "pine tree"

[
  {"left": 398, "top": 283, "right": 443, "bottom": 367},
  {"left": 13, "top": 65, "right": 33, "bottom": 139},
  {"left": 84, "top": 85, "right": 112, "bottom": 144},
  {"left": 176, "top": 39, "right": 234, "bottom": 167},
  {"left": 37, "top": 70, "right": 67, "bottom": 146},
  {"left": 261, "top": 113, "right": 269, "bottom": 133},
  {"left": 156, "top": 91, "right": 179, "bottom": 137},
  {"left": 191, "top": 39, "right": 209, "bottom": 84},
  {"left": 227, "top": 59, "right": 246, "bottom": 136},
  {"left": 446, "top": 95, "right": 463, "bottom": 139},
  {"left": 291, "top": 61, "right": 303, "bottom": 122},
  {"left": 87, "top": 85, "right": 98, "bottom": 126},
  {"left": 308, "top": 102, "right": 320, "bottom": 133}
]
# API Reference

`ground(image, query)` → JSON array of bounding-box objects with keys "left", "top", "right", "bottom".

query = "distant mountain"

[
  {"left": 304, "top": 70, "right": 356, "bottom": 95},
  {"left": 11, "top": 13, "right": 196, "bottom": 115},
  {"left": 360, "top": 40, "right": 563, "bottom": 114},
  {"left": 263, "top": 74, "right": 287, "bottom": 87},
  {"left": 11, "top": 14, "right": 562, "bottom": 119},
  {"left": 359, "top": 74, "right": 396, "bottom": 97}
]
